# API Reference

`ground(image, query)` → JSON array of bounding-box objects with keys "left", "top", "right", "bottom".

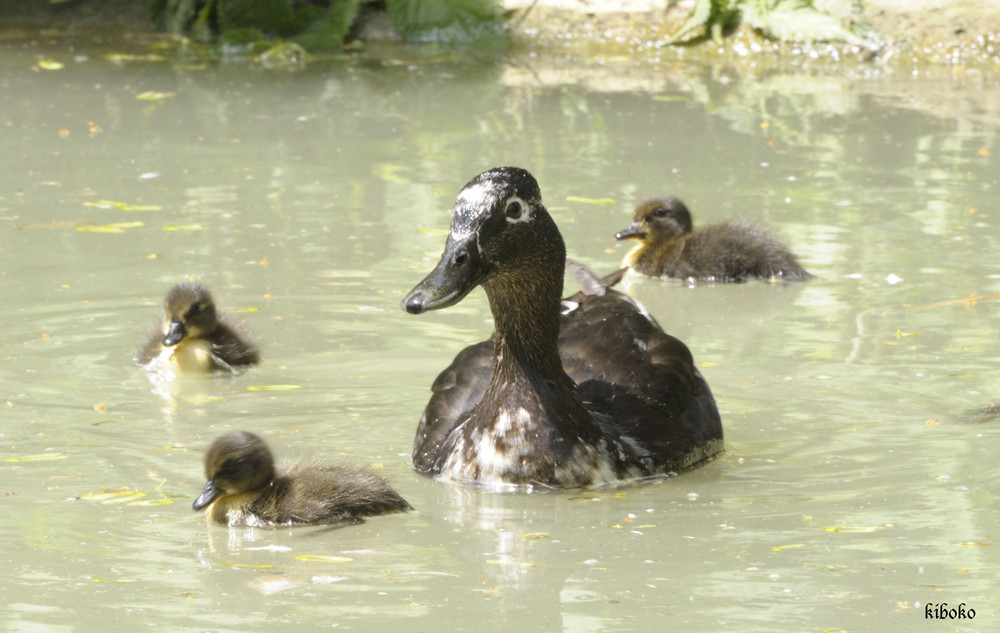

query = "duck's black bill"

[
  {"left": 615, "top": 222, "right": 645, "bottom": 240},
  {"left": 402, "top": 235, "right": 489, "bottom": 315},
  {"left": 192, "top": 480, "right": 223, "bottom": 511},
  {"left": 162, "top": 321, "right": 186, "bottom": 347}
]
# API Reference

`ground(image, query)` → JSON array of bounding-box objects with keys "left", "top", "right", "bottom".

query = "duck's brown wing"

[
  {"left": 688, "top": 221, "right": 811, "bottom": 282},
  {"left": 210, "top": 316, "right": 260, "bottom": 369},
  {"left": 135, "top": 320, "right": 164, "bottom": 365},
  {"left": 269, "top": 464, "right": 411, "bottom": 525},
  {"left": 563, "top": 259, "right": 626, "bottom": 301},
  {"left": 412, "top": 339, "right": 494, "bottom": 473},
  {"left": 558, "top": 289, "right": 723, "bottom": 472}
]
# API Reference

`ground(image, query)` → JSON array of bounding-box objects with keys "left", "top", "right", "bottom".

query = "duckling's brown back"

[{"left": 265, "top": 462, "right": 411, "bottom": 525}]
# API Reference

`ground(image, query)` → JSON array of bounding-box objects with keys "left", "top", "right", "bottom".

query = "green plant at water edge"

[
  {"left": 667, "top": 0, "right": 861, "bottom": 45},
  {"left": 385, "top": 0, "right": 504, "bottom": 43},
  {"left": 149, "top": 0, "right": 505, "bottom": 50}
]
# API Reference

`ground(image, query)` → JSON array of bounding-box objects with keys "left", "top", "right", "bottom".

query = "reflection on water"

[{"left": 1, "top": 34, "right": 998, "bottom": 632}]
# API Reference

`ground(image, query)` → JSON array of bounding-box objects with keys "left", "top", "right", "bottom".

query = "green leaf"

[
  {"left": 293, "top": 554, "right": 353, "bottom": 563},
  {"left": 77, "top": 222, "right": 145, "bottom": 234},
  {"left": 743, "top": 0, "right": 860, "bottom": 43},
  {"left": 290, "top": 1, "right": 359, "bottom": 50},
  {"left": 665, "top": 0, "right": 737, "bottom": 44},
  {"left": 6, "top": 453, "right": 69, "bottom": 462},
  {"left": 666, "top": 0, "right": 860, "bottom": 45}
]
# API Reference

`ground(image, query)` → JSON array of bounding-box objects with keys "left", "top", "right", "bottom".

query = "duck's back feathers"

[
  {"left": 240, "top": 462, "right": 412, "bottom": 526},
  {"left": 412, "top": 339, "right": 494, "bottom": 473},
  {"left": 207, "top": 315, "right": 261, "bottom": 369},
  {"left": 559, "top": 288, "right": 723, "bottom": 469},
  {"left": 564, "top": 259, "right": 627, "bottom": 298},
  {"left": 681, "top": 220, "right": 812, "bottom": 282}
]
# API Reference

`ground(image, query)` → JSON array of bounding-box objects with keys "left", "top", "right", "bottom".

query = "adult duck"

[
  {"left": 136, "top": 282, "right": 259, "bottom": 375},
  {"left": 616, "top": 196, "right": 812, "bottom": 282},
  {"left": 402, "top": 167, "right": 723, "bottom": 489},
  {"left": 193, "top": 430, "right": 412, "bottom": 527}
]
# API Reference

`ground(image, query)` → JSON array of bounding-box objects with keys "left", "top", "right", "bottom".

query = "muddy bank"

[
  {"left": 1, "top": 0, "right": 998, "bottom": 69},
  {"left": 502, "top": 0, "right": 1000, "bottom": 69}
]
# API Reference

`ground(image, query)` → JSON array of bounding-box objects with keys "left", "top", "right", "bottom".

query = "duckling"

[
  {"left": 136, "top": 282, "right": 259, "bottom": 375},
  {"left": 402, "top": 167, "right": 723, "bottom": 489},
  {"left": 616, "top": 196, "right": 812, "bottom": 282},
  {"left": 192, "top": 430, "right": 412, "bottom": 527}
]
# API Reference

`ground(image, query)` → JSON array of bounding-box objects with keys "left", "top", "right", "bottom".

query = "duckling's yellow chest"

[
  {"left": 203, "top": 491, "right": 266, "bottom": 527},
  {"left": 621, "top": 242, "right": 646, "bottom": 269},
  {"left": 158, "top": 339, "right": 216, "bottom": 374}
]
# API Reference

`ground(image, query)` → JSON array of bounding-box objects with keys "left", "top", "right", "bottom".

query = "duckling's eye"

[
  {"left": 650, "top": 208, "right": 668, "bottom": 219},
  {"left": 505, "top": 201, "right": 522, "bottom": 219}
]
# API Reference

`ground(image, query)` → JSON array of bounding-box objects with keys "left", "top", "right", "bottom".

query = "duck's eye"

[
  {"left": 505, "top": 201, "right": 523, "bottom": 219},
  {"left": 650, "top": 208, "right": 668, "bottom": 219}
]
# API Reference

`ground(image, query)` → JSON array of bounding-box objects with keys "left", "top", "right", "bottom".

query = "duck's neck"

[
  {"left": 483, "top": 270, "right": 567, "bottom": 383},
  {"left": 484, "top": 269, "right": 564, "bottom": 377},
  {"left": 480, "top": 267, "right": 602, "bottom": 441},
  {"left": 442, "top": 266, "right": 611, "bottom": 487}
]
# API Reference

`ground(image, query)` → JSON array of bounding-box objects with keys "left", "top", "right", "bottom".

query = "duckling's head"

[
  {"left": 615, "top": 196, "right": 693, "bottom": 243},
  {"left": 402, "top": 166, "right": 565, "bottom": 314},
  {"left": 161, "top": 282, "right": 219, "bottom": 347},
  {"left": 192, "top": 430, "right": 275, "bottom": 511}
]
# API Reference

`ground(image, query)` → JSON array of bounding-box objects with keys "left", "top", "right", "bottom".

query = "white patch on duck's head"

[
  {"left": 449, "top": 167, "right": 543, "bottom": 239},
  {"left": 451, "top": 178, "right": 504, "bottom": 239}
]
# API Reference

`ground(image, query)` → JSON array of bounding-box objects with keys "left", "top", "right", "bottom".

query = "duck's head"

[
  {"left": 615, "top": 196, "right": 693, "bottom": 243},
  {"left": 192, "top": 430, "right": 275, "bottom": 511},
  {"left": 402, "top": 166, "right": 565, "bottom": 315},
  {"left": 161, "top": 282, "right": 219, "bottom": 347}
]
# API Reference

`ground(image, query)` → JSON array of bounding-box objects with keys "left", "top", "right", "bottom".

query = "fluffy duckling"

[
  {"left": 193, "top": 430, "right": 412, "bottom": 527},
  {"left": 616, "top": 196, "right": 812, "bottom": 282},
  {"left": 402, "top": 167, "right": 722, "bottom": 489},
  {"left": 136, "top": 282, "right": 259, "bottom": 375}
]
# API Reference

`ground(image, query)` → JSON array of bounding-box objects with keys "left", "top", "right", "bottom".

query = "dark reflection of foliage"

[{"left": 149, "top": 0, "right": 505, "bottom": 50}]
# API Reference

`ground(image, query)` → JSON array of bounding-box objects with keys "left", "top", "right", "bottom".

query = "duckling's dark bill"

[
  {"left": 192, "top": 479, "right": 223, "bottom": 511},
  {"left": 402, "top": 235, "right": 491, "bottom": 314},
  {"left": 615, "top": 223, "right": 644, "bottom": 240},
  {"left": 162, "top": 321, "right": 186, "bottom": 346}
]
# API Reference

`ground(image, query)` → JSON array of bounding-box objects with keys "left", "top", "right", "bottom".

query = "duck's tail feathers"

[{"left": 565, "top": 259, "right": 627, "bottom": 297}]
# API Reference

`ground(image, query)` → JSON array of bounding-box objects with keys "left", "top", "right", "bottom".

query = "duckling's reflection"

[
  {"left": 621, "top": 274, "right": 808, "bottom": 352},
  {"left": 953, "top": 402, "right": 1000, "bottom": 425}
]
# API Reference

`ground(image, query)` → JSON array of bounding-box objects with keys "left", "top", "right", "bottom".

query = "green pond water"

[{"left": 1, "top": 34, "right": 997, "bottom": 632}]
